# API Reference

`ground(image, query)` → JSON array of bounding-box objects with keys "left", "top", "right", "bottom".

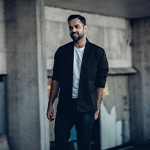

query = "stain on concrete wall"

[{"left": 103, "top": 76, "right": 130, "bottom": 121}]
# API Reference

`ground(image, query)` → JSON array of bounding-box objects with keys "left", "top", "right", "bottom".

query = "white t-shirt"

[{"left": 72, "top": 45, "right": 85, "bottom": 98}]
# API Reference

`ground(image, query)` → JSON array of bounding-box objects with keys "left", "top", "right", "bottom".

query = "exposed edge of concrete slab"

[{"left": 108, "top": 67, "right": 137, "bottom": 75}]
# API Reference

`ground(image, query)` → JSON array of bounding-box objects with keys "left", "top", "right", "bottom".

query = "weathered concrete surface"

[
  {"left": 101, "top": 76, "right": 130, "bottom": 149},
  {"left": 0, "top": 134, "right": 9, "bottom": 150},
  {"left": 5, "top": 0, "right": 49, "bottom": 150},
  {"left": 129, "top": 17, "right": 150, "bottom": 146},
  {"left": 0, "top": 0, "right": 6, "bottom": 74},
  {"left": 45, "top": 6, "right": 132, "bottom": 70}
]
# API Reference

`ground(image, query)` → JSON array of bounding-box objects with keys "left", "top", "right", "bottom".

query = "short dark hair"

[{"left": 68, "top": 14, "right": 86, "bottom": 26}]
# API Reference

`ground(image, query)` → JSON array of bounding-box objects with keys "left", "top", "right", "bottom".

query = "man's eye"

[
  {"left": 69, "top": 27, "right": 73, "bottom": 30},
  {"left": 75, "top": 25, "right": 79, "bottom": 28}
]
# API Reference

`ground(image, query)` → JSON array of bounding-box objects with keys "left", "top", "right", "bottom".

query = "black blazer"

[{"left": 52, "top": 39, "right": 109, "bottom": 113}]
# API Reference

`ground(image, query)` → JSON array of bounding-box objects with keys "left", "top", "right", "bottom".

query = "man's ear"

[{"left": 84, "top": 25, "right": 88, "bottom": 32}]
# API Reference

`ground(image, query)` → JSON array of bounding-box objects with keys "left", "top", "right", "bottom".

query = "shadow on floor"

[{"left": 50, "top": 141, "right": 77, "bottom": 150}]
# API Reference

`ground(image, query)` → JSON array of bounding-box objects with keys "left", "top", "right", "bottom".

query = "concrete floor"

[{"left": 50, "top": 141, "right": 150, "bottom": 150}]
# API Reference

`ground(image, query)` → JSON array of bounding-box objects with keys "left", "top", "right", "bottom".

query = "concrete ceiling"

[{"left": 45, "top": 0, "right": 150, "bottom": 19}]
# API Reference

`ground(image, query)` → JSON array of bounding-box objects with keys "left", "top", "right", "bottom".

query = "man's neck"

[{"left": 74, "top": 37, "right": 86, "bottom": 48}]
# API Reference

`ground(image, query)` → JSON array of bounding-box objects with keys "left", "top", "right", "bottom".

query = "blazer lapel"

[
  {"left": 80, "top": 39, "right": 91, "bottom": 74},
  {"left": 65, "top": 42, "right": 74, "bottom": 83}
]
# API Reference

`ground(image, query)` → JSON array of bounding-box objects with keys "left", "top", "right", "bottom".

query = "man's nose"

[{"left": 72, "top": 27, "right": 76, "bottom": 32}]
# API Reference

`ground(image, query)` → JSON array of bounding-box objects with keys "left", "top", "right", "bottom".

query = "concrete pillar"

[
  {"left": 4, "top": 0, "right": 49, "bottom": 150},
  {"left": 129, "top": 18, "right": 150, "bottom": 146},
  {"left": 0, "top": 0, "right": 7, "bottom": 75}
]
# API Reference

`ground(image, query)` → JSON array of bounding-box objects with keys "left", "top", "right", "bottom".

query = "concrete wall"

[
  {"left": 0, "top": 0, "right": 6, "bottom": 74},
  {"left": 45, "top": 6, "right": 132, "bottom": 70},
  {"left": 129, "top": 17, "right": 150, "bottom": 146},
  {"left": 0, "top": 5, "right": 133, "bottom": 75},
  {"left": 45, "top": 6, "right": 132, "bottom": 146}
]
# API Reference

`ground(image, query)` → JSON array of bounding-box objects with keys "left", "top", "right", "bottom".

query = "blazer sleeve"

[
  {"left": 52, "top": 48, "right": 60, "bottom": 82},
  {"left": 95, "top": 48, "right": 109, "bottom": 88}
]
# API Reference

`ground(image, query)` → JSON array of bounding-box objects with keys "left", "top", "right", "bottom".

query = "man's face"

[{"left": 68, "top": 18, "right": 87, "bottom": 42}]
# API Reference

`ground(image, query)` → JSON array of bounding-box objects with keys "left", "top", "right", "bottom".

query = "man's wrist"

[
  {"left": 49, "top": 102, "right": 53, "bottom": 107},
  {"left": 96, "top": 109, "right": 100, "bottom": 112}
]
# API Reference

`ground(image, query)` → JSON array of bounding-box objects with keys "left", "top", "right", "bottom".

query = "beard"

[{"left": 70, "top": 31, "right": 84, "bottom": 42}]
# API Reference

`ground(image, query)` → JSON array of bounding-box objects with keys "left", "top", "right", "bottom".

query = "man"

[{"left": 47, "top": 14, "right": 109, "bottom": 150}]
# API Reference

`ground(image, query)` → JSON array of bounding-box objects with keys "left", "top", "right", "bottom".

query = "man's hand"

[
  {"left": 94, "top": 109, "right": 99, "bottom": 121},
  {"left": 47, "top": 106, "right": 54, "bottom": 122},
  {"left": 46, "top": 80, "right": 60, "bottom": 122}
]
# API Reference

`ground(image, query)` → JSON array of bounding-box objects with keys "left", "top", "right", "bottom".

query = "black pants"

[{"left": 55, "top": 101, "right": 95, "bottom": 150}]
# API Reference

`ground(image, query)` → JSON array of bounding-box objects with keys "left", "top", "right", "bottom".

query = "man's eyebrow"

[
  {"left": 69, "top": 24, "right": 80, "bottom": 27},
  {"left": 75, "top": 24, "right": 80, "bottom": 26}
]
